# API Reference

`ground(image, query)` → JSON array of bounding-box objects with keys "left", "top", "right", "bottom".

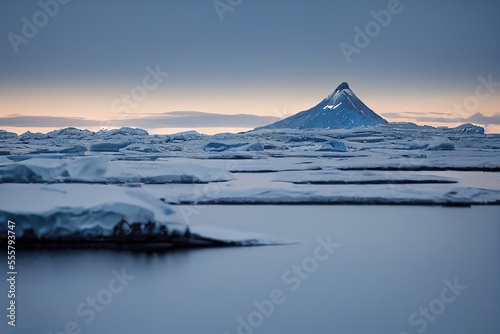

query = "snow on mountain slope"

[{"left": 257, "top": 82, "right": 387, "bottom": 130}]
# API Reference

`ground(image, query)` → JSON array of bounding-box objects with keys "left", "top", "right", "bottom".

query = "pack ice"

[{"left": 0, "top": 83, "right": 499, "bottom": 247}]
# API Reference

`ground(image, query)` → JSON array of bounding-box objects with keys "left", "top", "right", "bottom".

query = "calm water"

[{"left": 2, "top": 205, "right": 499, "bottom": 334}]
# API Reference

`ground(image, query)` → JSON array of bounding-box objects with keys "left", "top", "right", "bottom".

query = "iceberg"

[
  {"left": 0, "top": 184, "right": 187, "bottom": 240},
  {"left": 89, "top": 141, "right": 134, "bottom": 152},
  {"left": 426, "top": 141, "right": 456, "bottom": 151},
  {"left": 316, "top": 140, "right": 347, "bottom": 152},
  {"left": 0, "top": 157, "right": 234, "bottom": 184},
  {"left": 0, "top": 184, "right": 290, "bottom": 248},
  {"left": 0, "top": 157, "right": 107, "bottom": 183},
  {"left": 273, "top": 170, "right": 458, "bottom": 185}
]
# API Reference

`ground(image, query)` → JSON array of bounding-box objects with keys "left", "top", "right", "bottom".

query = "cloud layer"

[
  {"left": 0, "top": 111, "right": 281, "bottom": 129},
  {"left": 381, "top": 112, "right": 500, "bottom": 125}
]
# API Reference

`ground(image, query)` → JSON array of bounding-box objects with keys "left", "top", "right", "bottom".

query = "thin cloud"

[
  {"left": 381, "top": 111, "right": 453, "bottom": 119},
  {"left": 117, "top": 112, "right": 281, "bottom": 128},
  {"left": 0, "top": 116, "right": 100, "bottom": 127},
  {"left": 382, "top": 112, "right": 500, "bottom": 125},
  {"left": 400, "top": 111, "right": 453, "bottom": 116},
  {"left": 380, "top": 113, "right": 412, "bottom": 119},
  {"left": 0, "top": 112, "right": 281, "bottom": 129},
  {"left": 416, "top": 113, "right": 500, "bottom": 125}
]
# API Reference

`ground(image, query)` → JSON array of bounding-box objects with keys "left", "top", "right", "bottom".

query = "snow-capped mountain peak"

[{"left": 257, "top": 82, "right": 387, "bottom": 130}]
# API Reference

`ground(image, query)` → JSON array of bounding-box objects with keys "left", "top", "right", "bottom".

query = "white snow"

[
  {"left": 0, "top": 183, "right": 187, "bottom": 239},
  {"left": 147, "top": 181, "right": 499, "bottom": 205},
  {"left": 0, "top": 157, "right": 234, "bottom": 184},
  {"left": 0, "top": 183, "right": 289, "bottom": 246},
  {"left": 0, "top": 124, "right": 499, "bottom": 246},
  {"left": 273, "top": 170, "right": 458, "bottom": 185},
  {"left": 0, "top": 157, "right": 107, "bottom": 182},
  {"left": 323, "top": 102, "right": 342, "bottom": 110},
  {"left": 104, "top": 160, "right": 234, "bottom": 184},
  {"left": 426, "top": 141, "right": 456, "bottom": 151}
]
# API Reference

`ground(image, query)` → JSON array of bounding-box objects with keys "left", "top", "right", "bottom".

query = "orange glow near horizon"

[{"left": 1, "top": 86, "right": 499, "bottom": 134}]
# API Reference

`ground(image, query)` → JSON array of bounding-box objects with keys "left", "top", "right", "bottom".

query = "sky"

[{"left": 0, "top": 0, "right": 499, "bottom": 134}]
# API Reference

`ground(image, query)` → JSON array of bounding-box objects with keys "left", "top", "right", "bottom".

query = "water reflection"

[{"left": 2, "top": 205, "right": 499, "bottom": 334}]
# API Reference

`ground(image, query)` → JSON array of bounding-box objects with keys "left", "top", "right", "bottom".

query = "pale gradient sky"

[{"left": 1, "top": 0, "right": 499, "bottom": 134}]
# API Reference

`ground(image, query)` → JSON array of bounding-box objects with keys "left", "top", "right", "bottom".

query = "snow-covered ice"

[
  {"left": 273, "top": 170, "right": 458, "bottom": 185},
  {"left": 0, "top": 183, "right": 288, "bottom": 247},
  {"left": 0, "top": 157, "right": 234, "bottom": 184},
  {"left": 1, "top": 123, "right": 499, "bottom": 246},
  {"left": 0, "top": 183, "right": 187, "bottom": 239}
]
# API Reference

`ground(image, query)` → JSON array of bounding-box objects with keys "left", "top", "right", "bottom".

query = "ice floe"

[
  {"left": 0, "top": 157, "right": 233, "bottom": 184},
  {"left": 0, "top": 184, "right": 289, "bottom": 247}
]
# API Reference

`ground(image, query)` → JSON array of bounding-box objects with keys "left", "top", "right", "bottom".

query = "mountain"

[{"left": 257, "top": 82, "right": 387, "bottom": 130}]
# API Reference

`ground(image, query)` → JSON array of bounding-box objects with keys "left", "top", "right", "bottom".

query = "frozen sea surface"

[
  {"left": 1, "top": 125, "right": 499, "bottom": 242},
  {"left": 2, "top": 205, "right": 499, "bottom": 334},
  {"left": 0, "top": 126, "right": 499, "bottom": 333}
]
